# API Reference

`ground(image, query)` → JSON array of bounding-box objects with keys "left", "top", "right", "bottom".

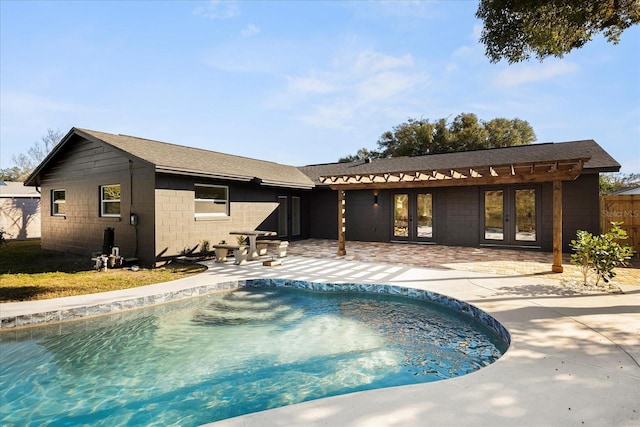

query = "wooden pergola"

[{"left": 319, "top": 157, "right": 590, "bottom": 273}]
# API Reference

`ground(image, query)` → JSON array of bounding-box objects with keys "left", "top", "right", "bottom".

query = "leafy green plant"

[
  {"left": 570, "top": 230, "right": 595, "bottom": 285},
  {"left": 570, "top": 222, "right": 635, "bottom": 286},
  {"left": 236, "top": 235, "right": 247, "bottom": 245},
  {"left": 0, "top": 227, "right": 6, "bottom": 247}
]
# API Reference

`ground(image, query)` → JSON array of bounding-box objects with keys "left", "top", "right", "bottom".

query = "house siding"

[
  {"left": 436, "top": 187, "right": 480, "bottom": 247},
  {"left": 310, "top": 175, "right": 600, "bottom": 253},
  {"left": 0, "top": 196, "right": 41, "bottom": 240},
  {"left": 38, "top": 137, "right": 156, "bottom": 264},
  {"left": 562, "top": 173, "right": 601, "bottom": 244},
  {"left": 154, "top": 174, "right": 310, "bottom": 262},
  {"left": 309, "top": 189, "right": 338, "bottom": 240}
]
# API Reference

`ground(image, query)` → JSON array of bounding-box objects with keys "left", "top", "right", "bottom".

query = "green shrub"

[
  {"left": 200, "top": 239, "right": 210, "bottom": 254},
  {"left": 570, "top": 222, "right": 635, "bottom": 286},
  {"left": 570, "top": 229, "right": 595, "bottom": 285},
  {"left": 0, "top": 228, "right": 5, "bottom": 247}
]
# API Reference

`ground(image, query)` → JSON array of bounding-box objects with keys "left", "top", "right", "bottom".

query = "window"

[
  {"left": 195, "top": 185, "right": 228, "bottom": 217},
  {"left": 100, "top": 184, "right": 121, "bottom": 217},
  {"left": 52, "top": 189, "right": 66, "bottom": 216}
]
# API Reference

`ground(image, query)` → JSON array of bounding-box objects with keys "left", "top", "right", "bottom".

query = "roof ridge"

[{"left": 97, "top": 130, "right": 295, "bottom": 168}]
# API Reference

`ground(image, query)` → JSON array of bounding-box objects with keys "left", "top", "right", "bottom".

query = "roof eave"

[{"left": 155, "top": 167, "right": 314, "bottom": 189}]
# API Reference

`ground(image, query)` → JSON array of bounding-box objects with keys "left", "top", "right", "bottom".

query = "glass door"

[
  {"left": 393, "top": 193, "right": 409, "bottom": 240},
  {"left": 291, "top": 196, "right": 301, "bottom": 237},
  {"left": 277, "top": 196, "right": 288, "bottom": 238},
  {"left": 393, "top": 192, "right": 434, "bottom": 242},
  {"left": 278, "top": 195, "right": 301, "bottom": 238},
  {"left": 416, "top": 193, "right": 433, "bottom": 239},
  {"left": 482, "top": 187, "right": 538, "bottom": 246}
]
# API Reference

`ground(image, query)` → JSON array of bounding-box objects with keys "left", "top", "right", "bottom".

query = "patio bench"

[
  {"left": 256, "top": 240, "right": 289, "bottom": 258},
  {"left": 213, "top": 244, "right": 248, "bottom": 265}
]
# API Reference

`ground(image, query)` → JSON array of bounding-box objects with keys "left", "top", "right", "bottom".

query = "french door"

[
  {"left": 278, "top": 196, "right": 301, "bottom": 238},
  {"left": 392, "top": 191, "right": 434, "bottom": 242},
  {"left": 482, "top": 187, "right": 540, "bottom": 246}
]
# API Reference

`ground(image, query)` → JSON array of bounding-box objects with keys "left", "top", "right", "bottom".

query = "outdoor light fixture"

[{"left": 373, "top": 191, "right": 379, "bottom": 206}]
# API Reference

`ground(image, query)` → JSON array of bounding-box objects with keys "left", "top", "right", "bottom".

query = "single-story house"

[
  {"left": 0, "top": 181, "right": 41, "bottom": 240},
  {"left": 25, "top": 127, "right": 620, "bottom": 269}
]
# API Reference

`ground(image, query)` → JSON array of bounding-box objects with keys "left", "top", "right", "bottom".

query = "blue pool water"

[{"left": 0, "top": 285, "right": 508, "bottom": 426}]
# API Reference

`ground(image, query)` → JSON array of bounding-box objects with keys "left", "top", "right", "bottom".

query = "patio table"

[{"left": 229, "top": 230, "right": 277, "bottom": 260}]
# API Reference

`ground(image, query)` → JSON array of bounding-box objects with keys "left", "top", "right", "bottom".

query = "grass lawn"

[{"left": 0, "top": 240, "right": 207, "bottom": 302}]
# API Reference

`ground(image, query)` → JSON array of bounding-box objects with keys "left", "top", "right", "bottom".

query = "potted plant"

[{"left": 215, "top": 239, "right": 229, "bottom": 262}]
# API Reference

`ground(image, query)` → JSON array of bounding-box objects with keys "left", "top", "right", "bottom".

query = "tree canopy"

[
  {"left": 339, "top": 113, "right": 536, "bottom": 162},
  {"left": 476, "top": 0, "right": 640, "bottom": 63},
  {"left": 600, "top": 172, "right": 640, "bottom": 194},
  {"left": 3, "top": 128, "right": 63, "bottom": 181}
]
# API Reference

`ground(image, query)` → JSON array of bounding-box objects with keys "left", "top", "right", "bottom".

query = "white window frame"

[
  {"left": 100, "top": 184, "right": 121, "bottom": 217},
  {"left": 195, "top": 184, "right": 229, "bottom": 218},
  {"left": 52, "top": 189, "right": 66, "bottom": 216}
]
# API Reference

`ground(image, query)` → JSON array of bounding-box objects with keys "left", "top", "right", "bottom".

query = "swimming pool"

[{"left": 0, "top": 279, "right": 509, "bottom": 426}]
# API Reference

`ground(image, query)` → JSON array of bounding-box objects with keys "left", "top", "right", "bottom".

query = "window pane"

[
  {"left": 484, "top": 190, "right": 503, "bottom": 240},
  {"left": 195, "top": 185, "right": 228, "bottom": 216},
  {"left": 52, "top": 190, "right": 65, "bottom": 215},
  {"left": 292, "top": 196, "right": 301, "bottom": 236},
  {"left": 103, "top": 201, "right": 120, "bottom": 215},
  {"left": 515, "top": 189, "right": 536, "bottom": 241},
  {"left": 196, "top": 186, "right": 227, "bottom": 200},
  {"left": 278, "top": 196, "right": 288, "bottom": 237},
  {"left": 54, "top": 202, "right": 66, "bottom": 215},
  {"left": 102, "top": 185, "right": 120, "bottom": 201},
  {"left": 394, "top": 194, "right": 409, "bottom": 237},
  {"left": 195, "top": 200, "right": 227, "bottom": 215},
  {"left": 53, "top": 190, "right": 65, "bottom": 202},
  {"left": 416, "top": 193, "right": 432, "bottom": 238}
]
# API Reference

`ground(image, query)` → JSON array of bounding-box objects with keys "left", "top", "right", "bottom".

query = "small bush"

[
  {"left": 570, "top": 222, "right": 635, "bottom": 286},
  {"left": 0, "top": 228, "right": 6, "bottom": 247}
]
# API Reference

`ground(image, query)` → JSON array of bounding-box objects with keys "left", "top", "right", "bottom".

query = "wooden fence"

[{"left": 600, "top": 195, "right": 640, "bottom": 257}]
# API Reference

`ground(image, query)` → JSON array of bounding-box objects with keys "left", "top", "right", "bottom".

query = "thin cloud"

[
  {"left": 193, "top": 0, "right": 240, "bottom": 19},
  {"left": 2, "top": 91, "right": 77, "bottom": 116},
  {"left": 241, "top": 24, "right": 260, "bottom": 38},
  {"left": 352, "top": 50, "right": 414, "bottom": 74},
  {"left": 285, "top": 49, "right": 428, "bottom": 130},
  {"left": 286, "top": 76, "right": 336, "bottom": 95},
  {"left": 495, "top": 61, "right": 580, "bottom": 87}
]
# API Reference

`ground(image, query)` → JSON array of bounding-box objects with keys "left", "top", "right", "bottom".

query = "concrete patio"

[
  {"left": 1, "top": 241, "right": 638, "bottom": 426},
  {"left": 207, "top": 242, "right": 640, "bottom": 426}
]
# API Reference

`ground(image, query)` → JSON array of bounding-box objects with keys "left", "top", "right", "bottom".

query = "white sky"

[{"left": 1, "top": 1, "right": 639, "bottom": 172}]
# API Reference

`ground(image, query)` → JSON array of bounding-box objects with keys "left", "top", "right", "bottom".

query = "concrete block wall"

[{"left": 154, "top": 188, "right": 279, "bottom": 259}]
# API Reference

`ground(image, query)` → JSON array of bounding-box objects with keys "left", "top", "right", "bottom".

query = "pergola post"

[
  {"left": 552, "top": 180, "right": 563, "bottom": 273},
  {"left": 337, "top": 189, "right": 346, "bottom": 256}
]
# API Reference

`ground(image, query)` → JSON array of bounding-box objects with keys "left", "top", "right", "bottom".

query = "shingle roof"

[
  {"left": 27, "top": 128, "right": 315, "bottom": 189},
  {"left": 299, "top": 140, "right": 620, "bottom": 184},
  {"left": 25, "top": 129, "right": 619, "bottom": 190},
  {"left": 0, "top": 181, "right": 41, "bottom": 197}
]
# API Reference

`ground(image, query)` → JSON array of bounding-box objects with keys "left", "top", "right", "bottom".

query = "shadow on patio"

[{"left": 287, "top": 239, "right": 640, "bottom": 287}]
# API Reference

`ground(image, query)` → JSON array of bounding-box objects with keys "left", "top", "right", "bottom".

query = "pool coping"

[
  {"left": 1, "top": 256, "right": 639, "bottom": 426},
  {"left": 0, "top": 277, "right": 510, "bottom": 349}
]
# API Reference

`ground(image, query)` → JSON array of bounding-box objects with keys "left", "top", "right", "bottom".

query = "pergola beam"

[
  {"left": 552, "top": 180, "right": 563, "bottom": 272},
  {"left": 326, "top": 169, "right": 583, "bottom": 191}
]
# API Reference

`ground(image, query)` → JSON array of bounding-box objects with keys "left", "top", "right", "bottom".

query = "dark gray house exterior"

[
  {"left": 302, "top": 140, "right": 620, "bottom": 258},
  {"left": 25, "top": 128, "right": 620, "bottom": 268},
  {"left": 25, "top": 128, "right": 315, "bottom": 266}
]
